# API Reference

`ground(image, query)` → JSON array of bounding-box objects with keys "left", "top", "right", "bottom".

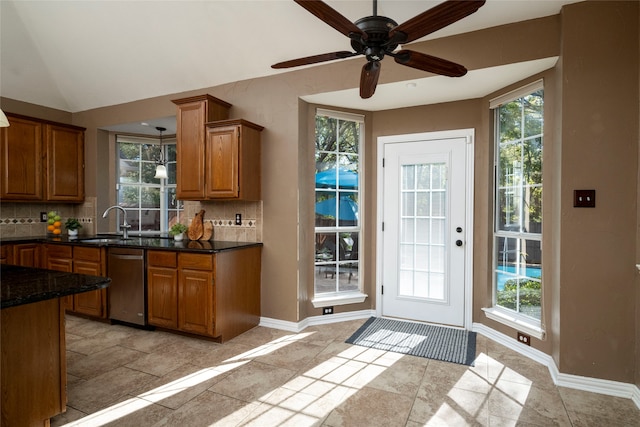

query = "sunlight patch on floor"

[
  {"left": 427, "top": 352, "right": 533, "bottom": 425},
  {"left": 61, "top": 332, "right": 314, "bottom": 426},
  {"left": 216, "top": 345, "right": 404, "bottom": 426}
]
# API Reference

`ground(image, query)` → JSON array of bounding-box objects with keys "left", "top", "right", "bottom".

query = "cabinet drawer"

[
  {"left": 178, "top": 253, "right": 213, "bottom": 270},
  {"left": 74, "top": 246, "right": 101, "bottom": 262},
  {"left": 148, "top": 250, "right": 177, "bottom": 268},
  {"left": 45, "top": 244, "right": 73, "bottom": 259}
]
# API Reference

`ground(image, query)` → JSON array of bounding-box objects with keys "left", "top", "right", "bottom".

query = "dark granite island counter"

[{"left": 1, "top": 265, "right": 110, "bottom": 426}]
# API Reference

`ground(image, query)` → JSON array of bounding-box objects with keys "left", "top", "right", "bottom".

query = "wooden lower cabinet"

[
  {"left": 147, "top": 251, "right": 179, "bottom": 329},
  {"left": 43, "top": 244, "right": 107, "bottom": 318},
  {"left": 179, "top": 258, "right": 214, "bottom": 336},
  {"left": 0, "top": 244, "right": 12, "bottom": 264},
  {"left": 13, "top": 243, "right": 40, "bottom": 267},
  {"left": 72, "top": 246, "right": 107, "bottom": 318},
  {"left": 147, "top": 246, "right": 261, "bottom": 342}
]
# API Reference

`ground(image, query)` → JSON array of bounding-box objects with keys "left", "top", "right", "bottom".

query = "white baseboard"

[
  {"left": 259, "top": 309, "right": 374, "bottom": 333},
  {"left": 473, "top": 322, "right": 640, "bottom": 410}
]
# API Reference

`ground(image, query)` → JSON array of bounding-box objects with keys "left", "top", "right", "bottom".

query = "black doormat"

[{"left": 346, "top": 317, "right": 477, "bottom": 366}]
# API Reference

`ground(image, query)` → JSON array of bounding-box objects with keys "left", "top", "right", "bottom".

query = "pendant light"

[
  {"left": 154, "top": 126, "right": 168, "bottom": 179},
  {"left": 0, "top": 109, "right": 10, "bottom": 127}
]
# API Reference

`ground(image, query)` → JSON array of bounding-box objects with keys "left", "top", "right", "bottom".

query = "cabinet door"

[
  {"left": 1, "top": 245, "right": 12, "bottom": 265},
  {"left": 148, "top": 266, "right": 179, "bottom": 329},
  {"left": 45, "top": 124, "right": 85, "bottom": 202},
  {"left": 178, "top": 268, "right": 214, "bottom": 336},
  {"left": 175, "top": 100, "right": 208, "bottom": 200},
  {"left": 0, "top": 116, "right": 43, "bottom": 200},
  {"left": 13, "top": 244, "right": 40, "bottom": 267},
  {"left": 205, "top": 125, "right": 239, "bottom": 199},
  {"left": 73, "top": 259, "right": 106, "bottom": 317}
]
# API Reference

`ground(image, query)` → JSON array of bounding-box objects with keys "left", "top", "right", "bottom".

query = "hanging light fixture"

[
  {"left": 154, "top": 126, "right": 168, "bottom": 179},
  {"left": 0, "top": 109, "right": 10, "bottom": 127}
]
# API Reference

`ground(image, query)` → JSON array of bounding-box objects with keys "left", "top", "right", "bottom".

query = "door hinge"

[
  {"left": 382, "top": 158, "right": 385, "bottom": 167},
  {"left": 381, "top": 285, "right": 384, "bottom": 295},
  {"left": 382, "top": 222, "right": 384, "bottom": 231}
]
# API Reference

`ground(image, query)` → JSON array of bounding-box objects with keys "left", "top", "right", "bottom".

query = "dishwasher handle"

[{"left": 109, "top": 254, "right": 144, "bottom": 261}]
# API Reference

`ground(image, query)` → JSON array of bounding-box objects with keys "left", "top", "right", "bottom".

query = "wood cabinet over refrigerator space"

[{"left": 0, "top": 113, "right": 85, "bottom": 202}]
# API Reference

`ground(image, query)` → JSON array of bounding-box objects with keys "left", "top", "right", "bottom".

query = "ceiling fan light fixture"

[{"left": 276, "top": 0, "right": 486, "bottom": 99}]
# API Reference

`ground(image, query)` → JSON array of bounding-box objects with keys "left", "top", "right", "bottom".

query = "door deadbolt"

[{"left": 456, "top": 227, "right": 463, "bottom": 233}]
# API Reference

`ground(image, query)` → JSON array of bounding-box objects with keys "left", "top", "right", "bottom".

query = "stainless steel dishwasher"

[{"left": 107, "top": 248, "right": 147, "bottom": 326}]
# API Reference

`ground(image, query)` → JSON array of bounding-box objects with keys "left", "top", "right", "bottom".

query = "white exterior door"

[{"left": 378, "top": 130, "right": 473, "bottom": 328}]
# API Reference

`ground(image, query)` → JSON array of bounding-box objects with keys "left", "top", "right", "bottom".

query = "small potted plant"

[
  {"left": 64, "top": 218, "right": 83, "bottom": 237},
  {"left": 169, "top": 223, "right": 188, "bottom": 241}
]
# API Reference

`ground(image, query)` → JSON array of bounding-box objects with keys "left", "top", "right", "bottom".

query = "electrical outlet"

[
  {"left": 574, "top": 189, "right": 596, "bottom": 208},
  {"left": 40, "top": 212, "right": 48, "bottom": 222},
  {"left": 235, "top": 213, "right": 242, "bottom": 225},
  {"left": 517, "top": 332, "right": 531, "bottom": 346},
  {"left": 322, "top": 306, "right": 334, "bottom": 315}
]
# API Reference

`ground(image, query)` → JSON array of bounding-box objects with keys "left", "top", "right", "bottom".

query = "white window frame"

[
  {"left": 482, "top": 80, "right": 545, "bottom": 339},
  {"left": 312, "top": 109, "right": 367, "bottom": 308},
  {"left": 115, "top": 134, "right": 183, "bottom": 235}
]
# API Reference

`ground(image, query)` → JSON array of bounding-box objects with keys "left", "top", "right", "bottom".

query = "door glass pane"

[{"left": 399, "top": 162, "right": 447, "bottom": 301}]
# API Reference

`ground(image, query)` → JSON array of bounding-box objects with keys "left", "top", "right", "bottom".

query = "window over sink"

[{"left": 116, "top": 135, "right": 185, "bottom": 234}]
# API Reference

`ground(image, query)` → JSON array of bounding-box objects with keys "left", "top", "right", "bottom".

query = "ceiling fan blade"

[
  {"left": 360, "top": 61, "right": 381, "bottom": 99},
  {"left": 390, "top": 0, "right": 486, "bottom": 44},
  {"left": 394, "top": 50, "right": 467, "bottom": 77},
  {"left": 294, "top": 0, "right": 366, "bottom": 40},
  {"left": 272, "top": 51, "right": 357, "bottom": 69}
]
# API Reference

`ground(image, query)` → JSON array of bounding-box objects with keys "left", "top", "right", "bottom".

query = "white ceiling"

[{"left": 1, "top": 0, "right": 578, "bottom": 134}]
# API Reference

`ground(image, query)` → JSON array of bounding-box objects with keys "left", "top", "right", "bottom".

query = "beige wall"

[
  {"left": 1, "top": 1, "right": 638, "bottom": 386},
  {"left": 558, "top": 1, "right": 638, "bottom": 383}
]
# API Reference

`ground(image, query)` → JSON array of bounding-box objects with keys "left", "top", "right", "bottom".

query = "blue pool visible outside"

[{"left": 496, "top": 265, "right": 541, "bottom": 290}]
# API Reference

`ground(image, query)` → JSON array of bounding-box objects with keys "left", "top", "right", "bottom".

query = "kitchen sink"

[{"left": 78, "top": 238, "right": 128, "bottom": 244}]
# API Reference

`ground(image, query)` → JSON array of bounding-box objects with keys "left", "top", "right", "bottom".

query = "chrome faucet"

[{"left": 102, "top": 205, "right": 131, "bottom": 239}]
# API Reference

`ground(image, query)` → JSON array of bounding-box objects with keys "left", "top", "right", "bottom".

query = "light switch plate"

[{"left": 574, "top": 189, "right": 596, "bottom": 208}]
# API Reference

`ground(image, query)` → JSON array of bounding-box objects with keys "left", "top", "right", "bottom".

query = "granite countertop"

[
  {"left": 1, "top": 264, "right": 111, "bottom": 309},
  {"left": 0, "top": 235, "right": 263, "bottom": 253}
]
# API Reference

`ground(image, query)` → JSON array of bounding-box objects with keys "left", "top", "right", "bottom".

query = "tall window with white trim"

[
  {"left": 492, "top": 82, "right": 543, "bottom": 323},
  {"left": 314, "top": 110, "right": 363, "bottom": 297},
  {"left": 116, "top": 135, "right": 184, "bottom": 233}
]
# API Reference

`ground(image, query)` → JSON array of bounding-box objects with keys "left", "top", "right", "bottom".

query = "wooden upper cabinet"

[
  {"left": 172, "top": 95, "right": 231, "bottom": 200},
  {"left": 0, "top": 113, "right": 85, "bottom": 202},
  {"left": 205, "top": 120, "right": 263, "bottom": 200},
  {"left": 0, "top": 115, "right": 43, "bottom": 200},
  {"left": 45, "top": 123, "right": 85, "bottom": 202}
]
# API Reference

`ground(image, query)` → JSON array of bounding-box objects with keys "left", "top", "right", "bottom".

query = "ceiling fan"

[{"left": 272, "top": 0, "right": 486, "bottom": 99}]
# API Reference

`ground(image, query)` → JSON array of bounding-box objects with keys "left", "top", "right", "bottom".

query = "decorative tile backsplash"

[
  {"left": 183, "top": 200, "right": 262, "bottom": 242},
  {"left": 0, "top": 198, "right": 97, "bottom": 238},
  {"left": 0, "top": 198, "right": 263, "bottom": 243}
]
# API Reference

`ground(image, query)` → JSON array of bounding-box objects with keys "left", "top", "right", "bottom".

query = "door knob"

[{"left": 456, "top": 240, "right": 463, "bottom": 247}]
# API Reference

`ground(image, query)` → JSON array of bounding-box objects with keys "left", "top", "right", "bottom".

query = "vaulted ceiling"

[{"left": 1, "top": 0, "right": 579, "bottom": 118}]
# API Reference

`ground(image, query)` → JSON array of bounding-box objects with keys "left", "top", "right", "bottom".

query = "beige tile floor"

[{"left": 51, "top": 315, "right": 639, "bottom": 427}]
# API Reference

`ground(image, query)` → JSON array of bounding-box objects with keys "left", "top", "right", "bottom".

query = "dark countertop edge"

[
  {"left": 0, "top": 236, "right": 263, "bottom": 253},
  {"left": 1, "top": 265, "right": 111, "bottom": 309}
]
